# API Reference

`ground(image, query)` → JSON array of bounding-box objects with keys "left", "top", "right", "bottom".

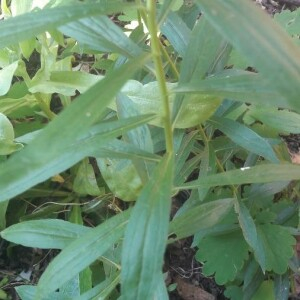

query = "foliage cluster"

[{"left": 0, "top": 0, "right": 300, "bottom": 299}]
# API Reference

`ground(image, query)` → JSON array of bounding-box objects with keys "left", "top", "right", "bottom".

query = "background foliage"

[{"left": 0, "top": 0, "right": 300, "bottom": 299}]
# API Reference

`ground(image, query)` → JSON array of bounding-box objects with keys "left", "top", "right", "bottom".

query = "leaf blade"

[{"left": 121, "top": 154, "right": 173, "bottom": 299}]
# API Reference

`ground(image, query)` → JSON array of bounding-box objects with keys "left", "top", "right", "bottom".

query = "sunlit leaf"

[{"left": 0, "top": 61, "right": 19, "bottom": 96}]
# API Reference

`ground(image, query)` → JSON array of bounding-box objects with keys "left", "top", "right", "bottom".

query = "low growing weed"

[{"left": 0, "top": 0, "right": 300, "bottom": 299}]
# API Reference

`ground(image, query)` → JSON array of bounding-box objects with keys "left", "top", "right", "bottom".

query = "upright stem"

[{"left": 146, "top": 1, "right": 173, "bottom": 154}]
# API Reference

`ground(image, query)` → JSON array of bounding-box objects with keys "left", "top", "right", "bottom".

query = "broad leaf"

[
  {"left": 256, "top": 224, "right": 295, "bottom": 274},
  {"left": 97, "top": 157, "right": 143, "bottom": 201},
  {"left": 117, "top": 80, "right": 220, "bottom": 128},
  {"left": 196, "top": 230, "right": 250, "bottom": 285},
  {"left": 121, "top": 154, "right": 173, "bottom": 299}
]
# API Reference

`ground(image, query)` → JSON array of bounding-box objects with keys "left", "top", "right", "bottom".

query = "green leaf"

[
  {"left": 16, "top": 285, "right": 70, "bottom": 300},
  {"left": 117, "top": 80, "right": 220, "bottom": 128},
  {"left": 256, "top": 224, "right": 295, "bottom": 274},
  {"left": 1, "top": 219, "right": 90, "bottom": 249},
  {"left": 97, "top": 157, "right": 143, "bottom": 202},
  {"left": 169, "top": 198, "right": 234, "bottom": 241},
  {"left": 116, "top": 93, "right": 154, "bottom": 183},
  {"left": 235, "top": 201, "right": 266, "bottom": 272},
  {"left": 0, "top": 61, "right": 19, "bottom": 96},
  {"left": 0, "top": 2, "right": 136, "bottom": 48},
  {"left": 175, "top": 71, "right": 289, "bottom": 109},
  {"left": 0, "top": 55, "right": 148, "bottom": 203},
  {"left": 0, "top": 112, "right": 14, "bottom": 141},
  {"left": 0, "top": 95, "right": 37, "bottom": 115},
  {"left": 274, "top": 8, "right": 300, "bottom": 36},
  {"left": 252, "top": 281, "right": 275, "bottom": 300},
  {"left": 195, "top": 0, "right": 300, "bottom": 112},
  {"left": 172, "top": 16, "right": 225, "bottom": 126},
  {"left": 74, "top": 271, "right": 120, "bottom": 300},
  {"left": 29, "top": 71, "right": 102, "bottom": 96},
  {"left": 224, "top": 286, "right": 243, "bottom": 300},
  {"left": 274, "top": 273, "right": 289, "bottom": 300},
  {"left": 180, "top": 163, "right": 300, "bottom": 190},
  {"left": 195, "top": 230, "right": 250, "bottom": 285},
  {"left": 73, "top": 159, "right": 101, "bottom": 196},
  {"left": 246, "top": 107, "right": 300, "bottom": 134},
  {"left": 37, "top": 209, "right": 130, "bottom": 298},
  {"left": 0, "top": 139, "right": 23, "bottom": 155},
  {"left": 0, "top": 201, "right": 8, "bottom": 230},
  {"left": 121, "top": 154, "right": 173, "bottom": 299},
  {"left": 208, "top": 116, "right": 279, "bottom": 163},
  {"left": 160, "top": 11, "right": 191, "bottom": 57},
  {"left": 59, "top": 15, "right": 143, "bottom": 58}
]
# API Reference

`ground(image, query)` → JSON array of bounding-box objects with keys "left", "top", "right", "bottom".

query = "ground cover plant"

[{"left": 0, "top": 0, "right": 300, "bottom": 299}]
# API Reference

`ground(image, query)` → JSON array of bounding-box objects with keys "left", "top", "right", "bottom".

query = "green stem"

[
  {"left": 146, "top": 1, "right": 173, "bottom": 154},
  {"left": 159, "top": 39, "right": 179, "bottom": 81},
  {"left": 198, "top": 125, "right": 238, "bottom": 197}
]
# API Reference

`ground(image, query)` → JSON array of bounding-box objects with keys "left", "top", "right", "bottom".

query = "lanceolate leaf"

[
  {"left": 180, "top": 163, "right": 300, "bottom": 190},
  {"left": 169, "top": 198, "right": 234, "bottom": 241},
  {"left": 0, "top": 1, "right": 136, "bottom": 48},
  {"left": 59, "top": 16, "right": 143, "bottom": 58},
  {"left": 175, "top": 71, "right": 289, "bottom": 108},
  {"left": 1, "top": 219, "right": 90, "bottom": 249},
  {"left": 235, "top": 201, "right": 266, "bottom": 272},
  {"left": 37, "top": 209, "right": 131, "bottom": 298},
  {"left": 0, "top": 55, "right": 148, "bottom": 203},
  {"left": 121, "top": 154, "right": 173, "bottom": 300},
  {"left": 207, "top": 116, "right": 279, "bottom": 163},
  {"left": 246, "top": 107, "right": 300, "bottom": 134},
  {"left": 195, "top": 0, "right": 300, "bottom": 112}
]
